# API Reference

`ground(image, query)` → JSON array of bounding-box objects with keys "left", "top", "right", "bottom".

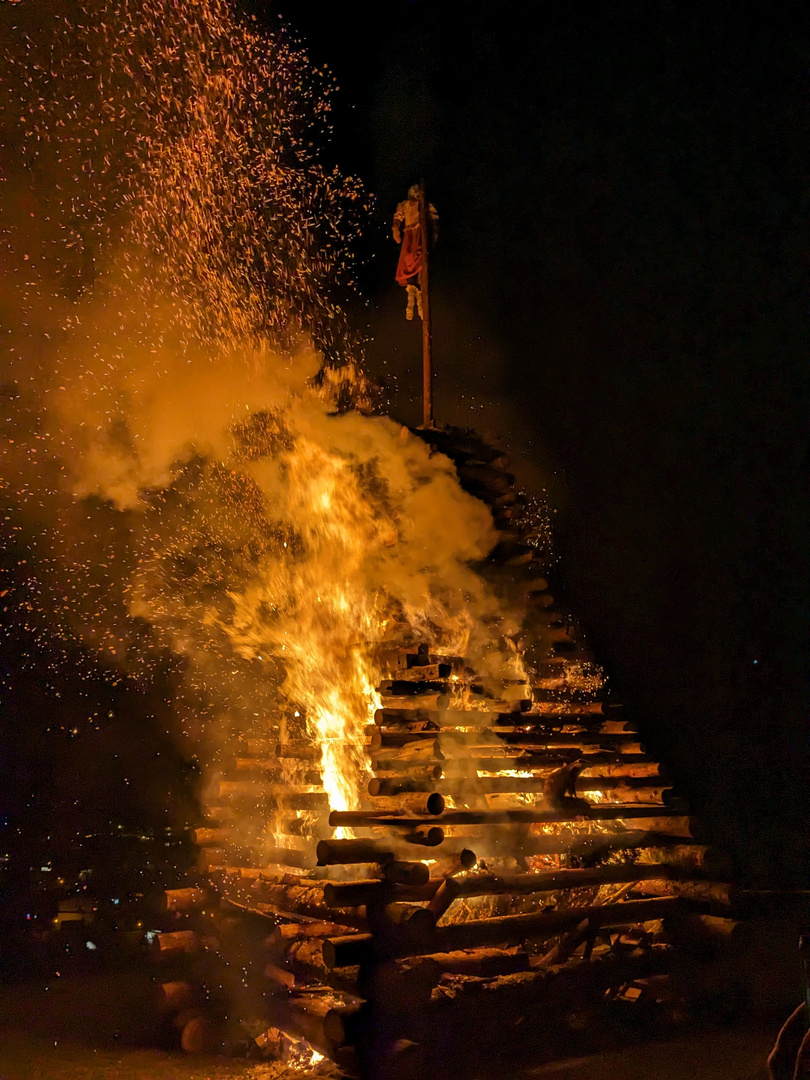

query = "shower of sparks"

[{"left": 1, "top": 0, "right": 525, "bottom": 856}]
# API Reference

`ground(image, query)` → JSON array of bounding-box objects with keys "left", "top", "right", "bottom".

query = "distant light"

[
  {"left": 85, "top": 941, "right": 97, "bottom": 950},
  {"left": 112, "top": 898, "right": 119, "bottom": 905}
]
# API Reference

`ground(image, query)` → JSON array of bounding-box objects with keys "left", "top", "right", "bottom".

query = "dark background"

[
  {"left": 2, "top": 1, "right": 808, "bottom": 884},
  {"left": 261, "top": 0, "right": 810, "bottom": 880}
]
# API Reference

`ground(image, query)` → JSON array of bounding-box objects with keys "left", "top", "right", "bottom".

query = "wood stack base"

[{"left": 155, "top": 429, "right": 742, "bottom": 1076}]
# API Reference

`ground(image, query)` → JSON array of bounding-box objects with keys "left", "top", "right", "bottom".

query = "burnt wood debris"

[{"left": 152, "top": 427, "right": 744, "bottom": 1078}]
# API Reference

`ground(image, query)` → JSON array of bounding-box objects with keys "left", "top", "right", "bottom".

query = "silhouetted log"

[
  {"left": 369, "top": 766, "right": 443, "bottom": 795},
  {"left": 426, "top": 877, "right": 463, "bottom": 920},
  {"left": 402, "top": 825, "right": 444, "bottom": 847},
  {"left": 328, "top": 806, "right": 692, "bottom": 829},
  {"left": 162, "top": 887, "right": 210, "bottom": 912},
  {"left": 279, "top": 992, "right": 364, "bottom": 1054},
  {"left": 627, "top": 878, "right": 734, "bottom": 906},
  {"left": 368, "top": 776, "right": 435, "bottom": 797},
  {"left": 428, "top": 850, "right": 478, "bottom": 877},
  {"left": 379, "top": 679, "right": 450, "bottom": 696},
  {"left": 363, "top": 957, "right": 442, "bottom": 1014},
  {"left": 322, "top": 905, "right": 437, "bottom": 968},
  {"left": 382, "top": 861, "right": 430, "bottom": 886},
  {"left": 432, "top": 946, "right": 530, "bottom": 977},
  {"left": 375, "top": 708, "right": 498, "bottom": 728},
  {"left": 156, "top": 981, "right": 195, "bottom": 1013},
  {"left": 432, "top": 896, "right": 683, "bottom": 953},
  {"left": 318, "top": 838, "right": 397, "bottom": 866},
  {"left": 279, "top": 939, "right": 360, "bottom": 995},
  {"left": 367, "top": 792, "right": 445, "bottom": 816},
  {"left": 263, "top": 846, "right": 315, "bottom": 870},
  {"left": 180, "top": 1014, "right": 218, "bottom": 1054}
]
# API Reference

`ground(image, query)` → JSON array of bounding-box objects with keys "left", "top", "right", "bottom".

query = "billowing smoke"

[{"left": 2, "top": 0, "right": 526, "bottom": 852}]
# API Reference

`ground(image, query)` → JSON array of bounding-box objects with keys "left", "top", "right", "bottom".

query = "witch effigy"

[{"left": 392, "top": 183, "right": 439, "bottom": 320}]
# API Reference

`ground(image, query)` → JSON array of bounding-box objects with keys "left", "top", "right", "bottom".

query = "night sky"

[{"left": 2, "top": 1, "right": 808, "bottom": 882}]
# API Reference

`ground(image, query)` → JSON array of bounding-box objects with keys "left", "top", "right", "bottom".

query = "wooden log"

[
  {"left": 369, "top": 730, "right": 439, "bottom": 753},
  {"left": 281, "top": 992, "right": 363, "bottom": 1054},
  {"left": 427, "top": 850, "right": 478, "bottom": 877},
  {"left": 380, "top": 664, "right": 452, "bottom": 681},
  {"left": 402, "top": 825, "right": 444, "bottom": 847},
  {"left": 375, "top": 708, "right": 497, "bottom": 728},
  {"left": 363, "top": 957, "right": 442, "bottom": 1014},
  {"left": 369, "top": 774, "right": 443, "bottom": 797},
  {"left": 264, "top": 961, "right": 296, "bottom": 990},
  {"left": 270, "top": 920, "right": 358, "bottom": 944},
  {"left": 328, "top": 805, "right": 691, "bottom": 829},
  {"left": 180, "top": 1014, "right": 218, "bottom": 1054},
  {"left": 367, "top": 792, "right": 445, "bottom": 816},
  {"left": 433, "top": 897, "right": 684, "bottom": 954},
  {"left": 262, "top": 846, "right": 315, "bottom": 870},
  {"left": 196, "top": 848, "right": 228, "bottom": 872},
  {"left": 382, "top": 861, "right": 430, "bottom": 886},
  {"left": 152, "top": 930, "right": 200, "bottom": 960},
  {"left": 426, "top": 877, "right": 462, "bottom": 921},
  {"left": 156, "top": 980, "right": 195, "bottom": 1013},
  {"left": 379, "top": 679, "right": 450, "bottom": 696},
  {"left": 381, "top": 693, "right": 451, "bottom": 711},
  {"left": 317, "top": 838, "right": 397, "bottom": 866},
  {"left": 192, "top": 828, "right": 228, "bottom": 847},
  {"left": 275, "top": 741, "right": 320, "bottom": 761},
  {"left": 161, "top": 887, "right": 209, "bottom": 913},
  {"left": 430, "top": 946, "right": 531, "bottom": 978}
]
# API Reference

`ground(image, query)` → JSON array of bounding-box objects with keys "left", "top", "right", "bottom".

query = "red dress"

[{"left": 393, "top": 196, "right": 438, "bottom": 286}]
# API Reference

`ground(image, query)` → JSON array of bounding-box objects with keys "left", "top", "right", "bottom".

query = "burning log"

[
  {"left": 161, "top": 887, "right": 210, "bottom": 912},
  {"left": 200, "top": 804, "right": 236, "bottom": 824}
]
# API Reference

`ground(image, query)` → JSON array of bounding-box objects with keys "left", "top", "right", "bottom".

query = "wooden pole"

[{"left": 418, "top": 179, "right": 433, "bottom": 428}]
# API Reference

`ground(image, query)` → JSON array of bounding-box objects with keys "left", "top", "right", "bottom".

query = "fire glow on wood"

[{"left": 5, "top": 0, "right": 738, "bottom": 1073}]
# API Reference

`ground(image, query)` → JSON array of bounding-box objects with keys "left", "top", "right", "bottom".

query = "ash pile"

[{"left": 152, "top": 428, "right": 741, "bottom": 1079}]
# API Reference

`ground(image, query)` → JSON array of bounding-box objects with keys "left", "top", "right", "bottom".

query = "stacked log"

[{"left": 176, "top": 431, "right": 738, "bottom": 1076}]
